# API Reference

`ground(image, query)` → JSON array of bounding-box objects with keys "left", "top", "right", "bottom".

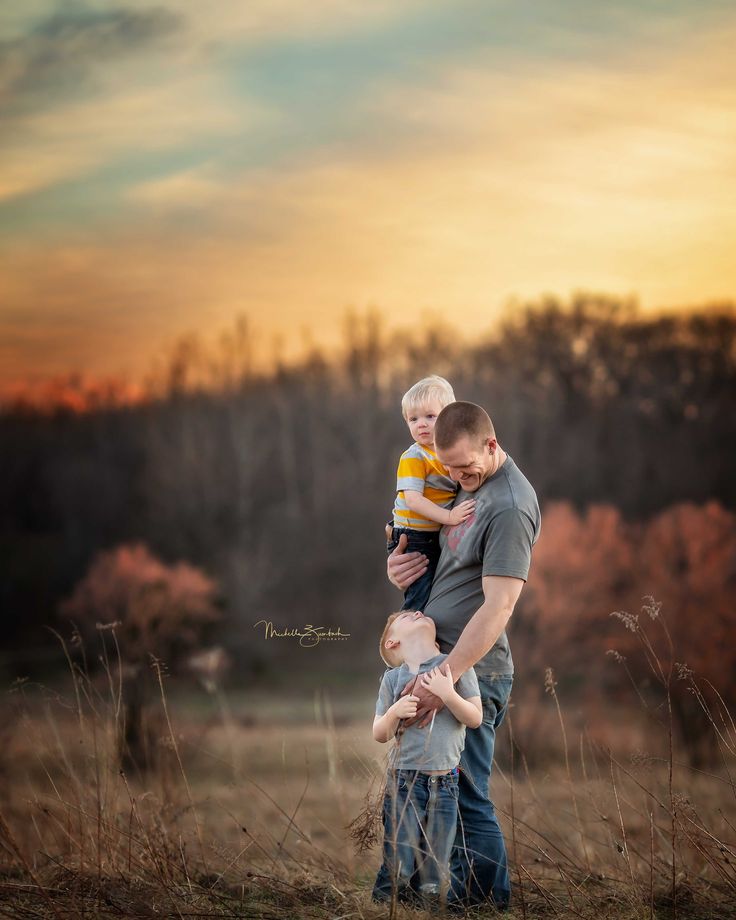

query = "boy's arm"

[
  {"left": 374, "top": 672, "right": 411, "bottom": 742},
  {"left": 420, "top": 663, "right": 482, "bottom": 728},
  {"left": 374, "top": 694, "right": 420, "bottom": 741},
  {"left": 397, "top": 449, "right": 474, "bottom": 528},
  {"left": 373, "top": 708, "right": 401, "bottom": 743},
  {"left": 444, "top": 691, "right": 482, "bottom": 729},
  {"left": 404, "top": 490, "right": 475, "bottom": 526}
]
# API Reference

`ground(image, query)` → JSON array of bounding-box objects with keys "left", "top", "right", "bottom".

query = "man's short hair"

[
  {"left": 401, "top": 375, "right": 455, "bottom": 419},
  {"left": 379, "top": 612, "right": 403, "bottom": 667},
  {"left": 434, "top": 401, "right": 496, "bottom": 450}
]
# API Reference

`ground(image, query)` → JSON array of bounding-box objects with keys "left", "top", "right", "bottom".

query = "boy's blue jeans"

[
  {"left": 387, "top": 526, "right": 441, "bottom": 612},
  {"left": 371, "top": 674, "right": 513, "bottom": 910},
  {"left": 373, "top": 767, "right": 459, "bottom": 904}
]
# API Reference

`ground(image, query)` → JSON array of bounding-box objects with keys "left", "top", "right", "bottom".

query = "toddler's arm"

[
  {"left": 404, "top": 490, "right": 475, "bottom": 526},
  {"left": 373, "top": 695, "right": 420, "bottom": 743},
  {"left": 421, "top": 664, "right": 482, "bottom": 729}
]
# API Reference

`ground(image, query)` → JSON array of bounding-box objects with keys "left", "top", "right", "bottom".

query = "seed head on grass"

[
  {"left": 611, "top": 610, "right": 639, "bottom": 632},
  {"left": 630, "top": 749, "right": 655, "bottom": 769},
  {"left": 675, "top": 662, "right": 693, "bottom": 681},
  {"left": 642, "top": 595, "right": 662, "bottom": 620},
  {"left": 346, "top": 782, "right": 384, "bottom": 854}
]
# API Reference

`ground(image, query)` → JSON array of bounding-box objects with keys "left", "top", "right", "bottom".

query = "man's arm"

[
  {"left": 443, "top": 575, "right": 524, "bottom": 681},
  {"left": 403, "top": 575, "right": 523, "bottom": 728}
]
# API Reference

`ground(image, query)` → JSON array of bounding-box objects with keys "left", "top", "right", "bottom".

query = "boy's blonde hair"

[
  {"left": 379, "top": 612, "right": 403, "bottom": 667},
  {"left": 401, "top": 375, "right": 455, "bottom": 419}
]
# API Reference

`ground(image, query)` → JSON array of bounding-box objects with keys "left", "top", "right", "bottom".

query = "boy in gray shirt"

[{"left": 373, "top": 609, "right": 481, "bottom": 906}]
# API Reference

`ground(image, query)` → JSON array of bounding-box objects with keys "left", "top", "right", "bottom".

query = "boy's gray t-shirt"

[
  {"left": 375, "top": 653, "right": 480, "bottom": 771},
  {"left": 424, "top": 455, "right": 541, "bottom": 678}
]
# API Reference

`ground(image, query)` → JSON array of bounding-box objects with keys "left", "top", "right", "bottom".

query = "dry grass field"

[{"left": 1, "top": 654, "right": 735, "bottom": 920}]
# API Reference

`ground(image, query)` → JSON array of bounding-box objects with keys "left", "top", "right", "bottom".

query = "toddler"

[
  {"left": 372, "top": 609, "right": 481, "bottom": 907},
  {"left": 389, "top": 375, "right": 475, "bottom": 611}
]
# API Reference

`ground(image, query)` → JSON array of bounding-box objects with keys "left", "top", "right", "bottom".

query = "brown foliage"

[
  {"left": 59, "top": 542, "right": 220, "bottom": 666},
  {"left": 59, "top": 542, "right": 221, "bottom": 772},
  {"left": 521, "top": 500, "right": 736, "bottom": 761}
]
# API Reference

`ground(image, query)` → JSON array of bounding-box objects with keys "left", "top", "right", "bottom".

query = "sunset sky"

[{"left": 1, "top": 0, "right": 735, "bottom": 399}]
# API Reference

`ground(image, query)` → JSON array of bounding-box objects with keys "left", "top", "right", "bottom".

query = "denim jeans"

[
  {"left": 372, "top": 768, "right": 459, "bottom": 905},
  {"left": 371, "top": 674, "right": 513, "bottom": 910},
  {"left": 387, "top": 526, "right": 441, "bottom": 612}
]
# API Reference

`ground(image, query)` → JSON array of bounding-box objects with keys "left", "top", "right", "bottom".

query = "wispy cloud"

[{"left": 0, "top": 5, "right": 183, "bottom": 117}]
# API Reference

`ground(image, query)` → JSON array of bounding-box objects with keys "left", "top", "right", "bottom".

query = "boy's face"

[
  {"left": 385, "top": 610, "right": 437, "bottom": 656},
  {"left": 405, "top": 398, "right": 443, "bottom": 448}
]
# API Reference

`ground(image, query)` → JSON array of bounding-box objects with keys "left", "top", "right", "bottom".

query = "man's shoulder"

[{"left": 481, "top": 456, "right": 538, "bottom": 513}]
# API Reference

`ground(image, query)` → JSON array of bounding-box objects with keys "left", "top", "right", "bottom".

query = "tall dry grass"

[{"left": 1, "top": 602, "right": 735, "bottom": 919}]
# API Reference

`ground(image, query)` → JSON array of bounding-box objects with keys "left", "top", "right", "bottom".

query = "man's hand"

[
  {"left": 398, "top": 674, "right": 444, "bottom": 728},
  {"left": 387, "top": 533, "right": 428, "bottom": 591}
]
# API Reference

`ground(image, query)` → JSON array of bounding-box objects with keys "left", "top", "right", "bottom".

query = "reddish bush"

[
  {"left": 520, "top": 501, "right": 736, "bottom": 762},
  {"left": 59, "top": 542, "right": 220, "bottom": 772}
]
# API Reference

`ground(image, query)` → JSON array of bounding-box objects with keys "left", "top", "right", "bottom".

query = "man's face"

[{"left": 436, "top": 434, "right": 495, "bottom": 493}]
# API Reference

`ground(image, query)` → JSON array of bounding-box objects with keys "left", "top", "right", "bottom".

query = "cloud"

[
  {"left": 0, "top": 5, "right": 184, "bottom": 118},
  {"left": 0, "top": 76, "right": 265, "bottom": 203}
]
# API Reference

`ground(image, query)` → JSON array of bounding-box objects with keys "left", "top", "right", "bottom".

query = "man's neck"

[{"left": 481, "top": 445, "right": 507, "bottom": 485}]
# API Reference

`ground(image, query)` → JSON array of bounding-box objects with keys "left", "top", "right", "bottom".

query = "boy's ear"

[{"left": 384, "top": 637, "right": 399, "bottom": 651}]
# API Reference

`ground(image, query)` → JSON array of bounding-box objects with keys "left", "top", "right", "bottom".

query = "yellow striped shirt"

[{"left": 392, "top": 442, "right": 457, "bottom": 531}]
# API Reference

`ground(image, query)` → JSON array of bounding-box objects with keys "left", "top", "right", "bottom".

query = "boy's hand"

[
  {"left": 421, "top": 663, "right": 454, "bottom": 702},
  {"left": 399, "top": 678, "right": 445, "bottom": 728},
  {"left": 447, "top": 500, "right": 476, "bottom": 526},
  {"left": 391, "top": 694, "right": 420, "bottom": 720}
]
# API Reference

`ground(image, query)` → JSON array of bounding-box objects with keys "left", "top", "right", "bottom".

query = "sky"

[{"left": 1, "top": 0, "right": 735, "bottom": 401}]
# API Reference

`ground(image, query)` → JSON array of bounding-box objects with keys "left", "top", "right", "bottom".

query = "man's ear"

[{"left": 487, "top": 437, "right": 497, "bottom": 454}]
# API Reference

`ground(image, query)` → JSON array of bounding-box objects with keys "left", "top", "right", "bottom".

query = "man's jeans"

[
  {"left": 372, "top": 768, "right": 459, "bottom": 904},
  {"left": 386, "top": 526, "right": 441, "bottom": 613},
  {"left": 371, "top": 674, "right": 513, "bottom": 909}
]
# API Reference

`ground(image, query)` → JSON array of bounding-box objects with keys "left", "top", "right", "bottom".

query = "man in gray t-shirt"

[
  {"left": 424, "top": 451, "right": 539, "bottom": 678},
  {"left": 375, "top": 401, "right": 541, "bottom": 911}
]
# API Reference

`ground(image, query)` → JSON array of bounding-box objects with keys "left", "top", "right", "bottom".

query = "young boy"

[
  {"left": 389, "top": 375, "right": 475, "bottom": 612},
  {"left": 372, "top": 609, "right": 481, "bottom": 907}
]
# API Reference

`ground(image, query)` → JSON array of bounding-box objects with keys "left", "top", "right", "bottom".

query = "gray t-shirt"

[
  {"left": 375, "top": 653, "right": 480, "bottom": 771},
  {"left": 424, "top": 455, "right": 540, "bottom": 677}
]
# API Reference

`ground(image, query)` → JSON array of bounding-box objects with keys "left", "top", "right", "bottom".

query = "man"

[{"left": 372, "top": 400, "right": 541, "bottom": 910}]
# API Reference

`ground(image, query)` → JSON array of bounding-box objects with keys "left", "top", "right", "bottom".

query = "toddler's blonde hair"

[{"left": 401, "top": 375, "right": 455, "bottom": 419}]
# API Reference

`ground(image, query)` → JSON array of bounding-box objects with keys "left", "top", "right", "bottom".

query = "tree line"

[{"left": 2, "top": 295, "right": 735, "bottom": 709}]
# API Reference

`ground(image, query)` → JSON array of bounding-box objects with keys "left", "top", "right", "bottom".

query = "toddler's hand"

[
  {"left": 421, "top": 664, "right": 453, "bottom": 702},
  {"left": 392, "top": 694, "right": 419, "bottom": 720},
  {"left": 448, "top": 500, "right": 476, "bottom": 525}
]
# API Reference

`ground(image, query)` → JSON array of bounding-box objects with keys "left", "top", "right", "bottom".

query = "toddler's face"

[
  {"left": 388, "top": 610, "right": 436, "bottom": 646},
  {"left": 405, "top": 399, "right": 443, "bottom": 448}
]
